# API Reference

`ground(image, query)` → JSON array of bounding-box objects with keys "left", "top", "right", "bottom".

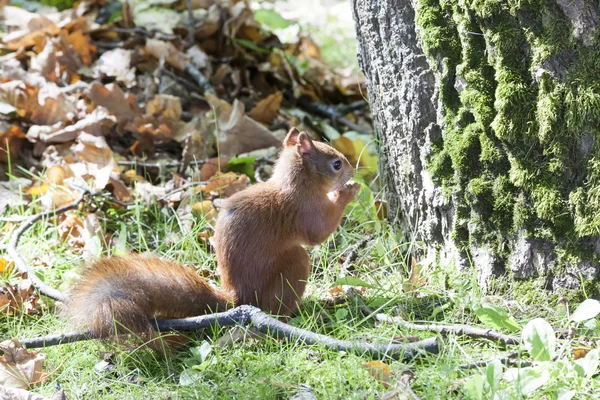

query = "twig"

[
  {"left": 296, "top": 97, "right": 369, "bottom": 135},
  {"left": 376, "top": 314, "right": 520, "bottom": 345},
  {"left": 20, "top": 305, "right": 439, "bottom": 360},
  {"left": 339, "top": 234, "right": 374, "bottom": 277},
  {"left": 339, "top": 235, "right": 375, "bottom": 317},
  {"left": 7, "top": 190, "right": 90, "bottom": 303},
  {"left": 338, "top": 235, "right": 375, "bottom": 317},
  {"left": 185, "top": 64, "right": 215, "bottom": 95},
  {"left": 459, "top": 351, "right": 532, "bottom": 370},
  {"left": 117, "top": 160, "right": 183, "bottom": 168},
  {"left": 337, "top": 100, "right": 368, "bottom": 115},
  {"left": 156, "top": 181, "right": 205, "bottom": 202},
  {"left": 185, "top": 0, "right": 196, "bottom": 49},
  {"left": 162, "top": 68, "right": 205, "bottom": 94}
]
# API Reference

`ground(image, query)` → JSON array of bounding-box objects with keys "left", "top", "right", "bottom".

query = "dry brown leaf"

[
  {"left": 0, "top": 125, "right": 27, "bottom": 162},
  {"left": 0, "top": 279, "right": 39, "bottom": 316},
  {"left": 26, "top": 182, "right": 49, "bottom": 196},
  {"left": 0, "top": 339, "right": 48, "bottom": 389},
  {"left": 70, "top": 132, "right": 118, "bottom": 190},
  {"left": 107, "top": 177, "right": 132, "bottom": 202},
  {"left": 29, "top": 39, "right": 58, "bottom": 81},
  {"left": 1, "top": 7, "right": 60, "bottom": 51},
  {"left": 0, "top": 258, "right": 14, "bottom": 273},
  {"left": 573, "top": 347, "right": 591, "bottom": 360},
  {"left": 404, "top": 257, "right": 426, "bottom": 292},
  {"left": 27, "top": 106, "right": 116, "bottom": 144},
  {"left": 46, "top": 164, "right": 74, "bottom": 185},
  {"left": 57, "top": 211, "right": 104, "bottom": 257},
  {"left": 195, "top": 4, "right": 221, "bottom": 39},
  {"left": 200, "top": 156, "right": 229, "bottom": 181},
  {"left": 0, "top": 81, "right": 76, "bottom": 126},
  {"left": 363, "top": 360, "right": 391, "bottom": 388},
  {"left": 176, "top": 117, "right": 213, "bottom": 169},
  {"left": 87, "top": 82, "right": 141, "bottom": 120},
  {"left": 145, "top": 39, "right": 189, "bottom": 71},
  {"left": 60, "top": 28, "right": 96, "bottom": 66},
  {"left": 248, "top": 91, "right": 283, "bottom": 125},
  {"left": 192, "top": 200, "right": 218, "bottom": 223},
  {"left": 205, "top": 93, "right": 280, "bottom": 157},
  {"left": 146, "top": 94, "right": 182, "bottom": 122},
  {"left": 201, "top": 171, "right": 249, "bottom": 197},
  {"left": 130, "top": 131, "right": 156, "bottom": 158}
]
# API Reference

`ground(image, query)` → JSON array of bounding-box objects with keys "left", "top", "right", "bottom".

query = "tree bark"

[{"left": 352, "top": 0, "right": 600, "bottom": 293}]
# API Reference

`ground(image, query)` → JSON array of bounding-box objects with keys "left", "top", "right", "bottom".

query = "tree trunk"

[{"left": 352, "top": 0, "right": 600, "bottom": 293}]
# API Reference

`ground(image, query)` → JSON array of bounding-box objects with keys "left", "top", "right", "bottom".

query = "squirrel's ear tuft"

[
  {"left": 283, "top": 127, "right": 301, "bottom": 147},
  {"left": 297, "top": 132, "right": 314, "bottom": 155}
]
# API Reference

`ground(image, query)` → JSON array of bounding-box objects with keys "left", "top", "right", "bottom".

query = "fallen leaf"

[
  {"left": 1, "top": 7, "right": 60, "bottom": 51},
  {"left": 0, "top": 278, "right": 39, "bottom": 316},
  {"left": 57, "top": 211, "right": 104, "bottom": 257},
  {"left": 60, "top": 28, "right": 96, "bottom": 66},
  {"left": 404, "top": 257, "right": 426, "bottom": 292},
  {"left": 205, "top": 93, "right": 280, "bottom": 157},
  {"left": 70, "top": 132, "right": 119, "bottom": 191},
  {"left": 363, "top": 360, "right": 391, "bottom": 388},
  {"left": 46, "top": 164, "right": 74, "bottom": 185},
  {"left": 0, "top": 258, "right": 14, "bottom": 273},
  {"left": 192, "top": 200, "right": 218, "bottom": 223},
  {"left": 248, "top": 91, "right": 283, "bottom": 125},
  {"left": 201, "top": 171, "right": 249, "bottom": 197},
  {"left": 94, "top": 48, "right": 136, "bottom": 87},
  {"left": 0, "top": 125, "right": 27, "bottom": 162},
  {"left": 0, "top": 339, "right": 48, "bottom": 389},
  {"left": 145, "top": 94, "right": 182, "bottom": 123},
  {"left": 200, "top": 156, "right": 229, "bottom": 181},
  {"left": 145, "top": 39, "right": 189, "bottom": 70},
  {"left": 573, "top": 347, "right": 591, "bottom": 360},
  {"left": 87, "top": 82, "right": 141, "bottom": 120}
]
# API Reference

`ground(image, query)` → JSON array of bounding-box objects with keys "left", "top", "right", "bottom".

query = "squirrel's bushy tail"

[{"left": 67, "top": 255, "right": 233, "bottom": 338}]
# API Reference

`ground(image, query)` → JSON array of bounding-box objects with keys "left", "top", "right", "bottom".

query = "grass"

[{"left": 0, "top": 181, "right": 594, "bottom": 399}]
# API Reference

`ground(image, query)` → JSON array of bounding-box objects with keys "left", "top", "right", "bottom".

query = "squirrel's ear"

[
  {"left": 296, "top": 132, "right": 314, "bottom": 155},
  {"left": 283, "top": 127, "right": 301, "bottom": 147}
]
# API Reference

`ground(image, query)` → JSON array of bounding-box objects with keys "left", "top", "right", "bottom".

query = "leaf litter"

[
  {"left": 0, "top": 0, "right": 375, "bottom": 390},
  {"left": 0, "top": 0, "right": 373, "bottom": 250}
]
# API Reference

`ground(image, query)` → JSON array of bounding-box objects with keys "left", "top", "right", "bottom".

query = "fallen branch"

[
  {"left": 376, "top": 314, "right": 520, "bottom": 345},
  {"left": 21, "top": 305, "right": 439, "bottom": 360},
  {"left": 7, "top": 190, "right": 90, "bottom": 303},
  {"left": 459, "top": 351, "right": 532, "bottom": 370}
]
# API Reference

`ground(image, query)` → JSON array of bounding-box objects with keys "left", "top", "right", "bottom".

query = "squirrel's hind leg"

[{"left": 260, "top": 246, "right": 311, "bottom": 316}]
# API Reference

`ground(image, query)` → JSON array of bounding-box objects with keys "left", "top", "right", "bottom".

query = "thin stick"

[
  {"left": 7, "top": 190, "right": 89, "bottom": 303},
  {"left": 459, "top": 351, "right": 532, "bottom": 370},
  {"left": 185, "top": 0, "right": 196, "bottom": 49},
  {"left": 376, "top": 314, "right": 520, "bottom": 345},
  {"left": 20, "top": 305, "right": 439, "bottom": 360},
  {"left": 339, "top": 234, "right": 374, "bottom": 277},
  {"left": 339, "top": 234, "right": 375, "bottom": 316},
  {"left": 184, "top": 64, "right": 215, "bottom": 94}
]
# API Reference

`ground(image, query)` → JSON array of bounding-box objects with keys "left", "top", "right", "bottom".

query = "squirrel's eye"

[{"left": 332, "top": 159, "right": 342, "bottom": 171}]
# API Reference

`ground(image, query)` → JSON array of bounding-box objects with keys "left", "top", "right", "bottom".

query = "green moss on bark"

[{"left": 416, "top": 0, "right": 600, "bottom": 273}]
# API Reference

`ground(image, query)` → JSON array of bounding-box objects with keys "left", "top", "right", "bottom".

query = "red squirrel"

[{"left": 67, "top": 127, "right": 359, "bottom": 339}]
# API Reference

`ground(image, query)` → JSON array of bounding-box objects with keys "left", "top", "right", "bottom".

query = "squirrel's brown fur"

[{"left": 67, "top": 127, "right": 359, "bottom": 341}]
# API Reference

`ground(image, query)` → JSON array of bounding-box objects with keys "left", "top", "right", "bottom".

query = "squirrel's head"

[{"left": 279, "top": 127, "right": 354, "bottom": 192}]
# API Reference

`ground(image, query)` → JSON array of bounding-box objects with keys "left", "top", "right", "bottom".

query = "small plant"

[{"left": 464, "top": 299, "right": 600, "bottom": 399}]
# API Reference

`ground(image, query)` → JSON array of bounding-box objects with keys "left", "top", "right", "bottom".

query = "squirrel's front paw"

[{"left": 339, "top": 181, "right": 360, "bottom": 200}]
